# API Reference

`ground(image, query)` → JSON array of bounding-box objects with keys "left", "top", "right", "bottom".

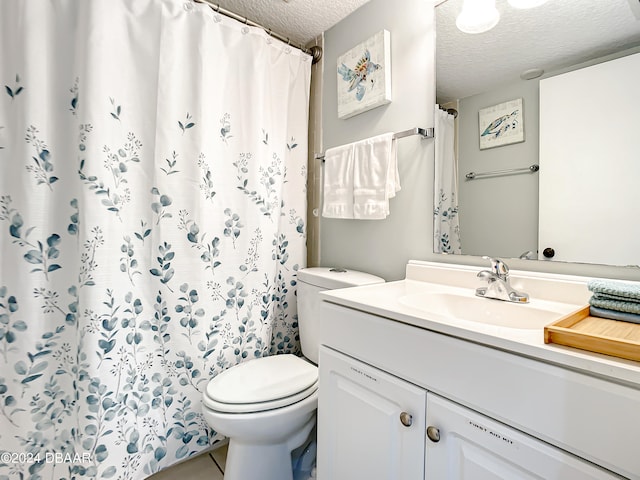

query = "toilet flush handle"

[{"left": 399, "top": 412, "right": 413, "bottom": 427}]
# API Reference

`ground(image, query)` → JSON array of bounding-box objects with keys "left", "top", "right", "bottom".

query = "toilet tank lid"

[{"left": 297, "top": 267, "right": 384, "bottom": 289}]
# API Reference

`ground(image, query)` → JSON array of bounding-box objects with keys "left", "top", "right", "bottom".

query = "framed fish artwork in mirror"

[
  {"left": 478, "top": 98, "right": 524, "bottom": 150},
  {"left": 337, "top": 29, "right": 392, "bottom": 119}
]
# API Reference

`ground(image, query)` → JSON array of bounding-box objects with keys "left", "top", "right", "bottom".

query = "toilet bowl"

[
  {"left": 202, "top": 355, "right": 318, "bottom": 480},
  {"left": 201, "top": 267, "right": 384, "bottom": 480}
]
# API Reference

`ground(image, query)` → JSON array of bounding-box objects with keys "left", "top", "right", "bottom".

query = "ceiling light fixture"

[
  {"left": 507, "top": 0, "right": 550, "bottom": 8},
  {"left": 456, "top": 0, "right": 500, "bottom": 34}
]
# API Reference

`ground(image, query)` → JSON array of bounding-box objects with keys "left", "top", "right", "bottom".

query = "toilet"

[{"left": 201, "top": 267, "right": 384, "bottom": 480}]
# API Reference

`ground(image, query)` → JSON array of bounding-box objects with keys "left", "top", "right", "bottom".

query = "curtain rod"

[{"left": 192, "top": 0, "right": 323, "bottom": 64}]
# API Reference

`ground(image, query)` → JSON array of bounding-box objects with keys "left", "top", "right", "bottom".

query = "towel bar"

[
  {"left": 465, "top": 164, "right": 539, "bottom": 180},
  {"left": 314, "top": 127, "right": 434, "bottom": 162}
]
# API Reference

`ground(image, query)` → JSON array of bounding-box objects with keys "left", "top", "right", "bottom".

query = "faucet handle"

[{"left": 482, "top": 256, "right": 509, "bottom": 278}]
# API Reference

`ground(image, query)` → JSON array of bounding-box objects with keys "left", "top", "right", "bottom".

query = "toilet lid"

[
  {"left": 203, "top": 381, "right": 318, "bottom": 413},
  {"left": 205, "top": 354, "right": 318, "bottom": 405}
]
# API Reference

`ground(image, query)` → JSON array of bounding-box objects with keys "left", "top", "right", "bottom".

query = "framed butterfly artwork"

[
  {"left": 478, "top": 98, "right": 525, "bottom": 150},
  {"left": 337, "top": 30, "right": 392, "bottom": 119}
]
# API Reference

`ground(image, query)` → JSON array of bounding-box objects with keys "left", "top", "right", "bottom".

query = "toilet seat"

[
  {"left": 203, "top": 354, "right": 318, "bottom": 414},
  {"left": 203, "top": 381, "right": 318, "bottom": 413}
]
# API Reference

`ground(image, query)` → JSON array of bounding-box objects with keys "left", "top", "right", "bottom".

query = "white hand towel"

[
  {"left": 353, "top": 132, "right": 399, "bottom": 219},
  {"left": 321, "top": 142, "right": 355, "bottom": 219}
]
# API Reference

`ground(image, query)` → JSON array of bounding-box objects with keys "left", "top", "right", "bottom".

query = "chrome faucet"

[
  {"left": 519, "top": 250, "right": 536, "bottom": 260},
  {"left": 475, "top": 256, "right": 529, "bottom": 303}
]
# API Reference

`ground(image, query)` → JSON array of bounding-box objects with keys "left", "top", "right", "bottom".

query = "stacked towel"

[
  {"left": 587, "top": 279, "right": 640, "bottom": 324},
  {"left": 353, "top": 133, "right": 399, "bottom": 219},
  {"left": 322, "top": 133, "right": 399, "bottom": 220}
]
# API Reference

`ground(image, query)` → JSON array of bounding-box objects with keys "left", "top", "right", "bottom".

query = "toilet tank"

[{"left": 297, "top": 267, "right": 384, "bottom": 364}]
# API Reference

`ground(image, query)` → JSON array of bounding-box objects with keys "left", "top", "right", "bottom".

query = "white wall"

[
  {"left": 539, "top": 52, "right": 640, "bottom": 267},
  {"left": 319, "top": 0, "right": 435, "bottom": 281},
  {"left": 457, "top": 79, "right": 539, "bottom": 258}
]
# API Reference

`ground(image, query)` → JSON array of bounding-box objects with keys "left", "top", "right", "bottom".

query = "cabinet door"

[
  {"left": 425, "top": 393, "right": 622, "bottom": 480},
  {"left": 318, "top": 346, "right": 426, "bottom": 480}
]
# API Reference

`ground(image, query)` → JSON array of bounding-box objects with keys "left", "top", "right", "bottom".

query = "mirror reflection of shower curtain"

[{"left": 433, "top": 105, "right": 461, "bottom": 253}]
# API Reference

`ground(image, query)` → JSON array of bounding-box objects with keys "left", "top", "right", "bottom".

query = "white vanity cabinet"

[
  {"left": 318, "top": 345, "right": 621, "bottom": 480},
  {"left": 318, "top": 299, "right": 640, "bottom": 480},
  {"left": 317, "top": 346, "right": 427, "bottom": 479}
]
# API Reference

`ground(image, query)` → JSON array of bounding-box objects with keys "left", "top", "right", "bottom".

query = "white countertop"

[{"left": 319, "top": 262, "right": 640, "bottom": 388}]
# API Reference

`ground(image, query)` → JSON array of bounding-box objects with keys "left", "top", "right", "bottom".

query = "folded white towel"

[
  {"left": 353, "top": 132, "right": 399, "bottom": 220},
  {"left": 321, "top": 142, "right": 355, "bottom": 219}
]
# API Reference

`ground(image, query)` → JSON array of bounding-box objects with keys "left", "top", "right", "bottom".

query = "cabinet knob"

[
  {"left": 427, "top": 426, "right": 441, "bottom": 443},
  {"left": 543, "top": 247, "right": 555, "bottom": 258},
  {"left": 399, "top": 412, "right": 413, "bottom": 427}
]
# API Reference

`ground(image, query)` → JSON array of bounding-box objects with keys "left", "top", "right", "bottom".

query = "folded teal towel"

[
  {"left": 590, "top": 306, "right": 640, "bottom": 324},
  {"left": 587, "top": 279, "right": 640, "bottom": 302},
  {"left": 591, "top": 292, "right": 640, "bottom": 304},
  {"left": 589, "top": 296, "right": 640, "bottom": 315}
]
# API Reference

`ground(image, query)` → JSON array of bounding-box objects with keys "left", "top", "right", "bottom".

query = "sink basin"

[{"left": 399, "top": 292, "right": 570, "bottom": 330}]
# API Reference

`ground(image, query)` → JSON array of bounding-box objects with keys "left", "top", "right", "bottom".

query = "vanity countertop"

[{"left": 319, "top": 261, "right": 640, "bottom": 388}]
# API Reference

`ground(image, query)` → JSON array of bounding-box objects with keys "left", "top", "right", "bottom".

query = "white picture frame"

[
  {"left": 337, "top": 30, "right": 392, "bottom": 119},
  {"left": 478, "top": 98, "right": 524, "bottom": 150}
]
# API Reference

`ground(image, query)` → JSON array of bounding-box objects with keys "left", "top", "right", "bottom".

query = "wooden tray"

[{"left": 544, "top": 306, "right": 640, "bottom": 362}]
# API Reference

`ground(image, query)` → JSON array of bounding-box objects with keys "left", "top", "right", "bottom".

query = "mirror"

[{"left": 434, "top": 0, "right": 640, "bottom": 267}]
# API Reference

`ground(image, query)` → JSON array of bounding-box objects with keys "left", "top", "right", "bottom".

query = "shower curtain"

[
  {"left": 433, "top": 105, "right": 461, "bottom": 254},
  {"left": 0, "top": 1, "right": 310, "bottom": 478}
]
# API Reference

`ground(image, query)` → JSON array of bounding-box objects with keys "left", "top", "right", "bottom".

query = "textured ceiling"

[
  {"left": 200, "top": 0, "right": 640, "bottom": 100},
  {"left": 208, "top": 0, "right": 371, "bottom": 46},
  {"left": 436, "top": 0, "right": 640, "bottom": 101}
]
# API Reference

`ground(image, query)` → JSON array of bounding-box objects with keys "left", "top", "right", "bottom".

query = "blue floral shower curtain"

[
  {"left": 0, "top": 1, "right": 310, "bottom": 478},
  {"left": 433, "top": 105, "right": 461, "bottom": 254}
]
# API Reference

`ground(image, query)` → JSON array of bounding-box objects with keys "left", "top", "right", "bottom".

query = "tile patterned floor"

[{"left": 148, "top": 444, "right": 228, "bottom": 480}]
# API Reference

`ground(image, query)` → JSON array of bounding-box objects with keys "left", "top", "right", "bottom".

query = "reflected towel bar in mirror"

[
  {"left": 314, "top": 127, "right": 434, "bottom": 162},
  {"left": 465, "top": 164, "right": 539, "bottom": 180}
]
